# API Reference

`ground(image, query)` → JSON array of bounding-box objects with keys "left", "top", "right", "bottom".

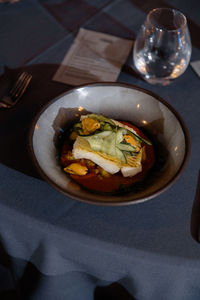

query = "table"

[{"left": 1, "top": 1, "right": 200, "bottom": 299}]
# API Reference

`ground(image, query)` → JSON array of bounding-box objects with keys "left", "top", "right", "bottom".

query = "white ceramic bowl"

[{"left": 29, "top": 83, "right": 190, "bottom": 205}]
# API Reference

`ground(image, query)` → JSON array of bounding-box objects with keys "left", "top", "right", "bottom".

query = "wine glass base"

[{"left": 143, "top": 76, "right": 173, "bottom": 86}]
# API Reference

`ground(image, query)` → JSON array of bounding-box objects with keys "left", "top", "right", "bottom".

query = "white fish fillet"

[
  {"left": 73, "top": 135, "right": 143, "bottom": 177},
  {"left": 74, "top": 116, "right": 143, "bottom": 177},
  {"left": 73, "top": 137, "right": 120, "bottom": 174}
]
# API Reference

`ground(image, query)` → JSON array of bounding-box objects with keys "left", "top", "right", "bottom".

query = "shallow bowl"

[{"left": 29, "top": 83, "right": 190, "bottom": 205}]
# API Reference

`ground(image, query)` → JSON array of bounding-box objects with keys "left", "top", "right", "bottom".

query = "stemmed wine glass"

[{"left": 133, "top": 8, "right": 192, "bottom": 85}]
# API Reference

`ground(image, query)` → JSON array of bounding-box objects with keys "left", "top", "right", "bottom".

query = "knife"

[{"left": 191, "top": 170, "right": 200, "bottom": 242}]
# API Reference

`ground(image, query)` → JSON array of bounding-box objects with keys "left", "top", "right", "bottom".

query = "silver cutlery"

[
  {"left": 191, "top": 170, "right": 200, "bottom": 242},
  {"left": 0, "top": 72, "right": 32, "bottom": 109}
]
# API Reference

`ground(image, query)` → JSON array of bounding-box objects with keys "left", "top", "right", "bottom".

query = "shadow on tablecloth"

[{"left": 0, "top": 64, "right": 72, "bottom": 179}]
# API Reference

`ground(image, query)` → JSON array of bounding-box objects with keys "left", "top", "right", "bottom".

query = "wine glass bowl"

[{"left": 133, "top": 8, "right": 192, "bottom": 85}]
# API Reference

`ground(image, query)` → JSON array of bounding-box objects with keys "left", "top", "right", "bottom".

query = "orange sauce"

[{"left": 60, "top": 121, "right": 155, "bottom": 194}]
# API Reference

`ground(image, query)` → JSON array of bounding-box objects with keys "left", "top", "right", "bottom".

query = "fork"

[{"left": 0, "top": 72, "right": 32, "bottom": 108}]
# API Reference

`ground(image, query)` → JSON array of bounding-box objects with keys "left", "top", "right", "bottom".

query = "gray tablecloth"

[{"left": 1, "top": 0, "right": 200, "bottom": 299}]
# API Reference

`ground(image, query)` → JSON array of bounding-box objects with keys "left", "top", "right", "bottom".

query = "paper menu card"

[{"left": 53, "top": 28, "right": 133, "bottom": 86}]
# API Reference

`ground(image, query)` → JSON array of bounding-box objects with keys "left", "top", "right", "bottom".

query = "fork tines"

[
  {"left": 0, "top": 71, "right": 32, "bottom": 108},
  {"left": 9, "top": 72, "right": 32, "bottom": 102}
]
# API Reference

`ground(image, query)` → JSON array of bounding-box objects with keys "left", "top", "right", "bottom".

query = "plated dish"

[
  {"left": 29, "top": 83, "right": 190, "bottom": 205},
  {"left": 59, "top": 113, "right": 155, "bottom": 194}
]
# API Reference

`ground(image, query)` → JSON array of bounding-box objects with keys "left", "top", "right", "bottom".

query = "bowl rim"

[{"left": 28, "top": 82, "right": 191, "bottom": 206}]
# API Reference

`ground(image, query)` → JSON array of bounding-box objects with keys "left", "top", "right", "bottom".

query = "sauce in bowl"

[{"left": 59, "top": 119, "right": 155, "bottom": 194}]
